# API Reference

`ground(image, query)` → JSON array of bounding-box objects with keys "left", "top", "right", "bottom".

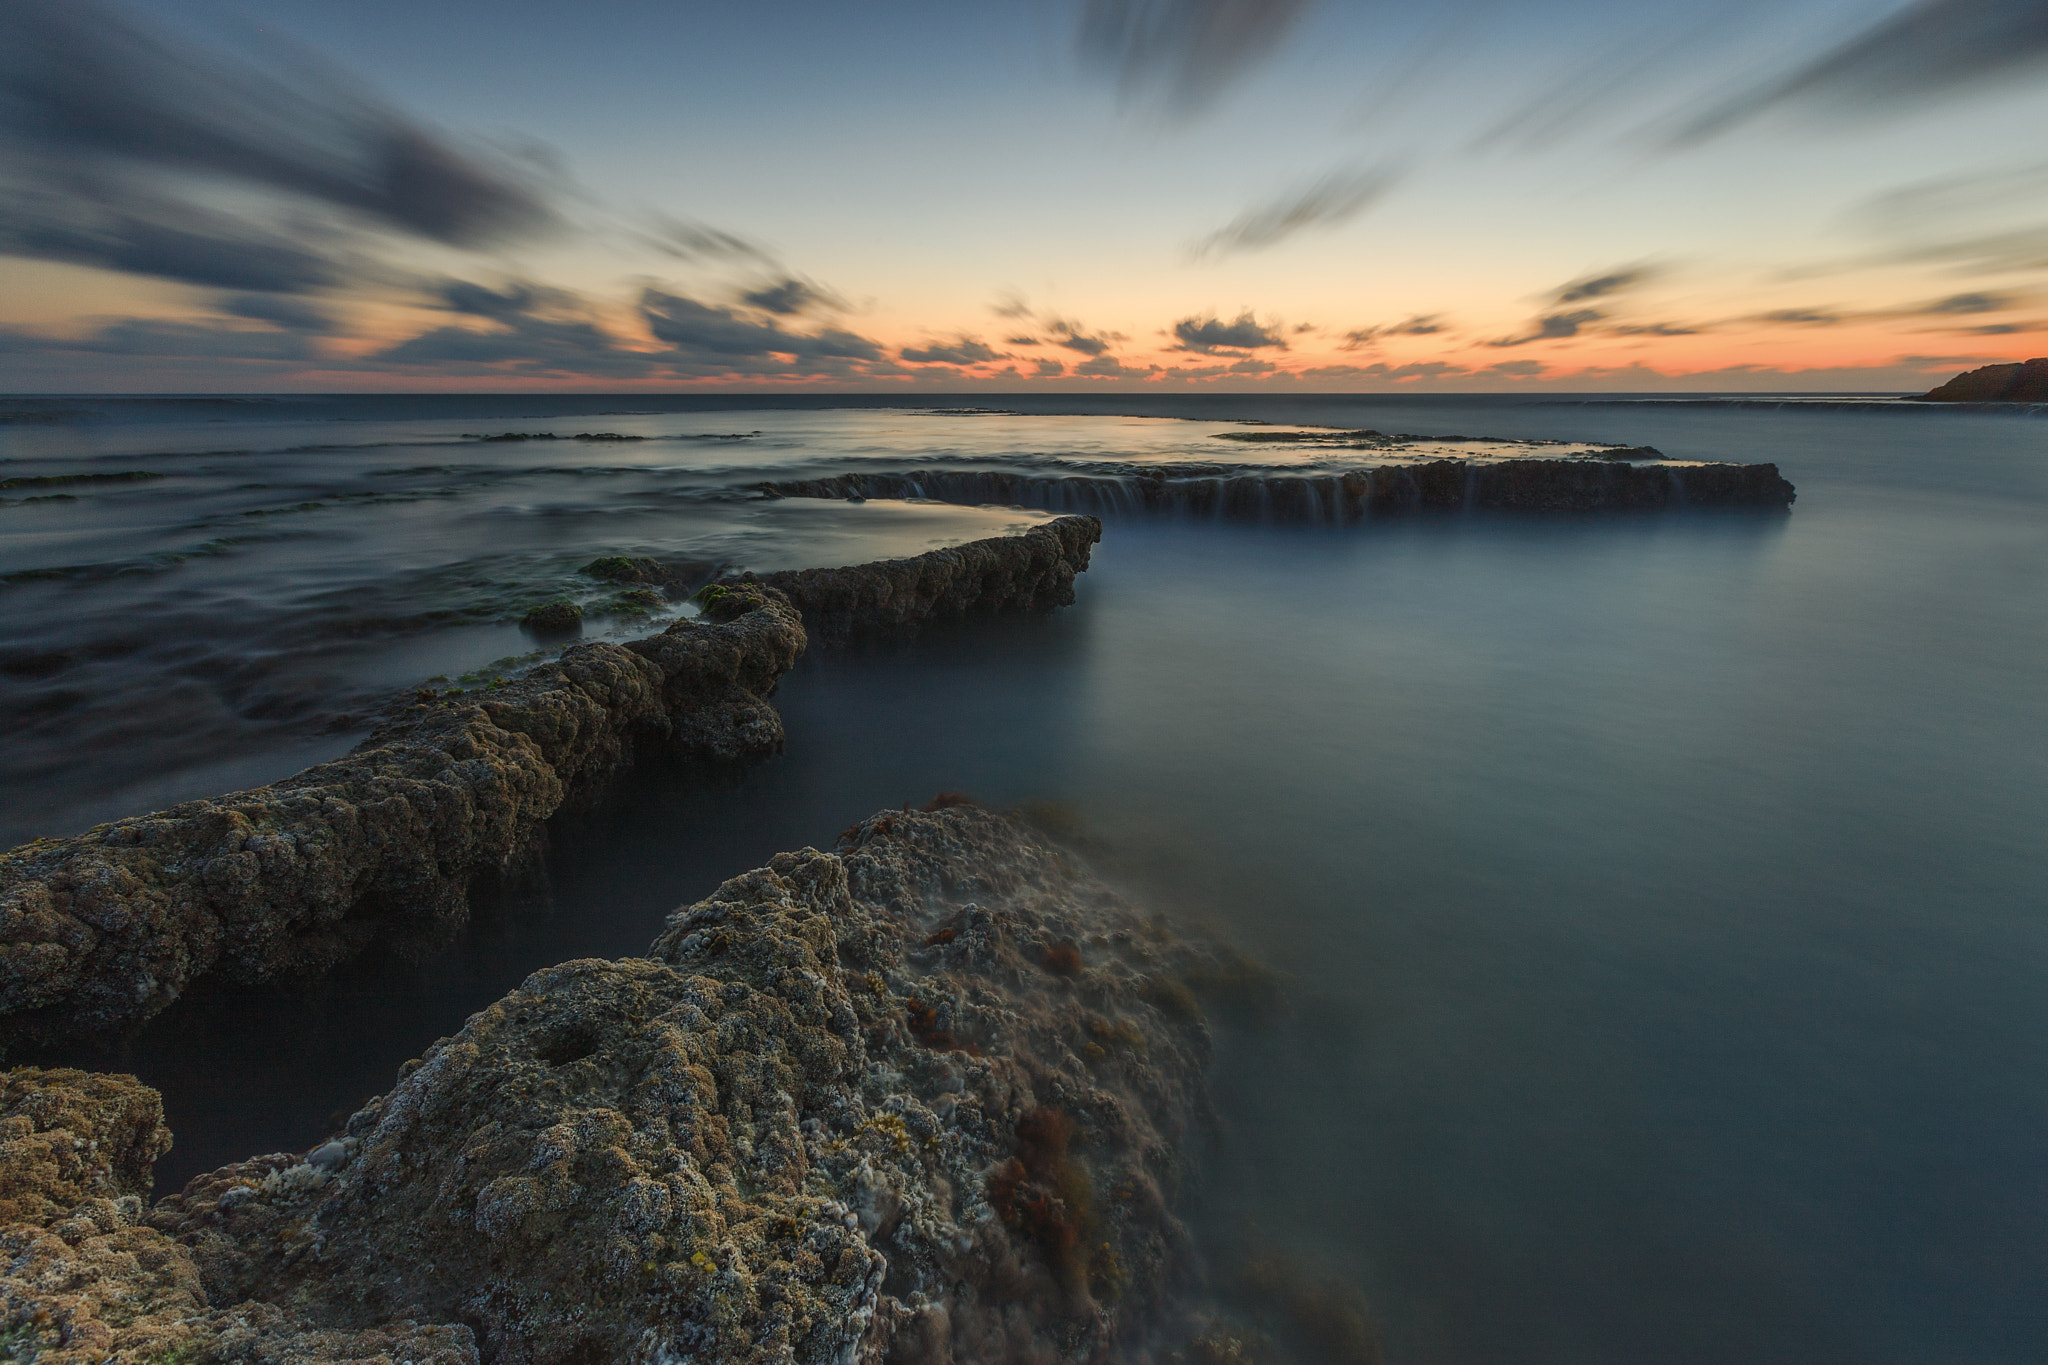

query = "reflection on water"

[{"left": 12, "top": 394, "right": 2048, "bottom": 1363}]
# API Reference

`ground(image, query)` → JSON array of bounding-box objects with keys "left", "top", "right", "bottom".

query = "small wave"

[{"left": 0, "top": 471, "right": 164, "bottom": 490}]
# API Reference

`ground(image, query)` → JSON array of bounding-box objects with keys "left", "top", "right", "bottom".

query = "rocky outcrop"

[
  {"left": 1916, "top": 357, "right": 2048, "bottom": 402},
  {"left": 0, "top": 1067, "right": 476, "bottom": 1363},
  {"left": 758, "top": 457, "right": 1794, "bottom": 521},
  {"left": 717, "top": 514, "right": 1102, "bottom": 645},
  {"left": 3, "top": 806, "right": 1233, "bottom": 1365},
  {"left": 0, "top": 586, "right": 806, "bottom": 1050}
]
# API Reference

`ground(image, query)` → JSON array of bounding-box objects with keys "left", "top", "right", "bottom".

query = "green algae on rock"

[{"left": 3, "top": 806, "right": 1242, "bottom": 1365}]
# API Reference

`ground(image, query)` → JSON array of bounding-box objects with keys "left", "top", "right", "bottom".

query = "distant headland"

[{"left": 1915, "top": 358, "right": 2048, "bottom": 403}]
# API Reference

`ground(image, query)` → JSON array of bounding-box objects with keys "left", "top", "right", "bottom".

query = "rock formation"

[
  {"left": 1916, "top": 358, "right": 2048, "bottom": 403},
  {"left": 0, "top": 522, "right": 1110, "bottom": 1052},
  {"left": 2, "top": 806, "right": 1233, "bottom": 1365},
  {"left": 716, "top": 514, "right": 1102, "bottom": 645},
  {"left": 758, "top": 457, "right": 1795, "bottom": 521},
  {"left": 0, "top": 585, "right": 803, "bottom": 1051}
]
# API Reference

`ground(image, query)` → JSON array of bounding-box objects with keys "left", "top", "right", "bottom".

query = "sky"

[{"left": 4, "top": 0, "right": 2048, "bottom": 393}]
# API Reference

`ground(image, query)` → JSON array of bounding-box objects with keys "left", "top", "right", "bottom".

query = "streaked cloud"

[
  {"left": 0, "top": 0, "right": 559, "bottom": 295},
  {"left": 901, "top": 336, "right": 1004, "bottom": 365},
  {"left": 1078, "top": 0, "right": 1317, "bottom": 114},
  {"left": 1190, "top": 165, "right": 1401, "bottom": 259}
]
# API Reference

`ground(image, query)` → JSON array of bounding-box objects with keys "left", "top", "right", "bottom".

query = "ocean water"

[{"left": 6, "top": 392, "right": 2046, "bottom": 1363}]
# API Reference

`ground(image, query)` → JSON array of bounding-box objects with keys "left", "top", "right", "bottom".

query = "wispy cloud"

[
  {"left": 1342, "top": 314, "right": 1448, "bottom": 348},
  {"left": 0, "top": 0, "right": 559, "bottom": 295},
  {"left": 1078, "top": 0, "right": 1318, "bottom": 115},
  {"left": 1190, "top": 165, "right": 1402, "bottom": 259},
  {"left": 901, "top": 336, "right": 1004, "bottom": 365}
]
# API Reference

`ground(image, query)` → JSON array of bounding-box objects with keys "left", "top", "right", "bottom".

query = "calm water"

[{"left": 8, "top": 392, "right": 2047, "bottom": 1364}]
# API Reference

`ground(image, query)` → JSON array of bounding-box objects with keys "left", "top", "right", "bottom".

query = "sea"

[{"left": 2, "top": 391, "right": 2044, "bottom": 1364}]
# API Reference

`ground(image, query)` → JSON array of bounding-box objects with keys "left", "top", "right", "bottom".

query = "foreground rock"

[
  {"left": 759, "top": 457, "right": 1795, "bottom": 521},
  {"left": 716, "top": 514, "right": 1102, "bottom": 645},
  {"left": 3, "top": 806, "right": 1230, "bottom": 1364},
  {"left": 1916, "top": 357, "right": 2048, "bottom": 403},
  {"left": 0, "top": 585, "right": 804, "bottom": 1051}
]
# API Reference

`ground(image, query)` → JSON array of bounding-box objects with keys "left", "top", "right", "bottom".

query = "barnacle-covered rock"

[{"left": 131, "top": 805, "right": 1219, "bottom": 1364}]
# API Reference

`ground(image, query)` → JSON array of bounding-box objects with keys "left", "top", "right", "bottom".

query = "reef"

[
  {"left": 0, "top": 585, "right": 805, "bottom": 1051},
  {"left": 714, "top": 514, "right": 1103, "bottom": 645},
  {"left": 0, "top": 522, "right": 1112, "bottom": 1051},
  {"left": 0, "top": 805, "right": 1231, "bottom": 1365},
  {"left": 757, "top": 458, "right": 1794, "bottom": 521},
  {"left": 1915, "top": 358, "right": 2048, "bottom": 403}
]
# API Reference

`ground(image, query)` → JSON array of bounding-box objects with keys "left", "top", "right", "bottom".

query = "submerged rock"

[
  {"left": 758, "top": 458, "right": 1794, "bottom": 521},
  {"left": 3, "top": 806, "right": 1235, "bottom": 1365},
  {"left": 1916, "top": 357, "right": 2048, "bottom": 403},
  {"left": 718, "top": 514, "right": 1103, "bottom": 645},
  {"left": 520, "top": 599, "right": 584, "bottom": 634},
  {"left": 0, "top": 585, "right": 805, "bottom": 1048}
]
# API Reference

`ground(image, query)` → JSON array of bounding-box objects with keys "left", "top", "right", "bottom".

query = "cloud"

[
  {"left": 1487, "top": 308, "right": 1605, "bottom": 347},
  {"left": 639, "top": 288, "right": 885, "bottom": 364},
  {"left": 1073, "top": 355, "right": 1157, "bottom": 379},
  {"left": 1032, "top": 358, "right": 1067, "bottom": 377},
  {"left": 1044, "top": 317, "right": 1122, "bottom": 356},
  {"left": 638, "top": 216, "right": 777, "bottom": 266},
  {"left": 378, "top": 281, "right": 658, "bottom": 377},
  {"left": 901, "top": 336, "right": 1003, "bottom": 365},
  {"left": 1609, "top": 321, "right": 1702, "bottom": 336},
  {"left": 0, "top": 0, "right": 559, "bottom": 293},
  {"left": 1004, "top": 334, "right": 1042, "bottom": 346},
  {"left": 990, "top": 293, "right": 1036, "bottom": 319},
  {"left": 1553, "top": 267, "right": 1659, "bottom": 304},
  {"left": 741, "top": 276, "right": 846, "bottom": 316},
  {"left": 1170, "top": 310, "right": 1287, "bottom": 352},
  {"left": 1914, "top": 290, "right": 2018, "bottom": 315},
  {"left": 1487, "top": 359, "right": 1547, "bottom": 378},
  {"left": 1756, "top": 308, "right": 1843, "bottom": 326},
  {"left": 219, "top": 293, "right": 336, "bottom": 332},
  {"left": 1190, "top": 165, "right": 1401, "bottom": 259},
  {"left": 1342, "top": 314, "right": 1448, "bottom": 347},
  {"left": 1672, "top": 0, "right": 2048, "bottom": 145},
  {"left": 0, "top": 317, "right": 317, "bottom": 361},
  {"left": 1078, "top": 0, "right": 1317, "bottom": 114}
]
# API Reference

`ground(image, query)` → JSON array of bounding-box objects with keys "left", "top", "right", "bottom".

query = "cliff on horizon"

[{"left": 1917, "top": 358, "right": 2048, "bottom": 402}]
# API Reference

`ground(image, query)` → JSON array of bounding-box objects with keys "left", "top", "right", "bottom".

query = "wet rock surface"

[
  {"left": 0, "top": 586, "right": 806, "bottom": 1050},
  {"left": 2, "top": 807, "right": 1237, "bottom": 1365},
  {"left": 758, "top": 457, "right": 1794, "bottom": 520},
  {"left": 717, "top": 515, "right": 1102, "bottom": 645}
]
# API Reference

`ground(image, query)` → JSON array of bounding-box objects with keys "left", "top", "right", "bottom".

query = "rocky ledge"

[
  {"left": 0, "top": 806, "right": 1242, "bottom": 1365},
  {"left": 713, "top": 515, "right": 1102, "bottom": 646},
  {"left": 0, "top": 524, "right": 1107, "bottom": 1051},
  {"left": 758, "top": 458, "right": 1795, "bottom": 521}
]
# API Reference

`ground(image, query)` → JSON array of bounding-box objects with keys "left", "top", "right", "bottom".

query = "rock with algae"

[
  {"left": 713, "top": 514, "right": 1102, "bottom": 646},
  {"left": 0, "top": 1067, "right": 475, "bottom": 1364},
  {"left": 0, "top": 586, "right": 805, "bottom": 1050},
  {"left": 88, "top": 805, "right": 1223, "bottom": 1365}
]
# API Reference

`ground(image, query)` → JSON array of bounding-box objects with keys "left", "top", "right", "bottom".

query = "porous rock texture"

[
  {"left": 0, "top": 806, "right": 1223, "bottom": 1364},
  {"left": 0, "top": 586, "right": 805, "bottom": 1050},
  {"left": 1917, "top": 357, "right": 2048, "bottom": 402},
  {"left": 0, "top": 1067, "right": 476, "bottom": 1363},
  {"left": 716, "top": 515, "right": 1102, "bottom": 645},
  {"left": 757, "top": 458, "right": 1794, "bottom": 521}
]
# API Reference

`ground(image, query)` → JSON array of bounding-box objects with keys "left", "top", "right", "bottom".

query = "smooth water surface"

[{"left": 11, "top": 392, "right": 2048, "bottom": 1364}]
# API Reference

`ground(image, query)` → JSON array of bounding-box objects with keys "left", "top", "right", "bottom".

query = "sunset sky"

[{"left": 4, "top": 0, "right": 2047, "bottom": 392}]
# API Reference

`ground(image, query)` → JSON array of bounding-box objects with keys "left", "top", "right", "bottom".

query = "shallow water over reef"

[{"left": 11, "top": 393, "right": 2048, "bottom": 1363}]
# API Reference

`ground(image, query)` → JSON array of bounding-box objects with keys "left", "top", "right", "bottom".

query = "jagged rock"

[
  {"left": 0, "top": 1067, "right": 477, "bottom": 1364},
  {"left": 757, "top": 458, "right": 1794, "bottom": 521},
  {"left": 0, "top": 586, "right": 805, "bottom": 1049},
  {"left": 1917, "top": 357, "right": 2048, "bottom": 402},
  {"left": 717, "top": 514, "right": 1103, "bottom": 645},
  {"left": 136, "top": 806, "right": 1221, "bottom": 1365}
]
